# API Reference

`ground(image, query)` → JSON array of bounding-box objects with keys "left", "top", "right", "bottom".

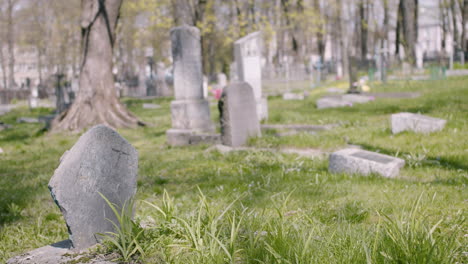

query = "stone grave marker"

[
  {"left": 29, "top": 85, "right": 39, "bottom": 109},
  {"left": 217, "top": 72, "right": 228, "bottom": 88},
  {"left": 142, "top": 103, "right": 161, "bottom": 109},
  {"left": 166, "top": 25, "right": 216, "bottom": 146},
  {"left": 316, "top": 97, "right": 352, "bottom": 109},
  {"left": 329, "top": 148, "right": 405, "bottom": 178},
  {"left": 282, "top": 92, "right": 305, "bottom": 100},
  {"left": 49, "top": 125, "right": 138, "bottom": 250},
  {"left": 391, "top": 112, "right": 446, "bottom": 134},
  {"left": 219, "top": 82, "right": 261, "bottom": 147},
  {"left": 342, "top": 94, "right": 374, "bottom": 104},
  {"left": 234, "top": 31, "right": 268, "bottom": 120}
]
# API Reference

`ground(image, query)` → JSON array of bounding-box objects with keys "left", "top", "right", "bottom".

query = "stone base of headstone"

[
  {"left": 329, "top": 148, "right": 405, "bottom": 178},
  {"left": 38, "top": 114, "right": 57, "bottom": 129},
  {"left": 365, "top": 92, "right": 420, "bottom": 99},
  {"left": 142, "top": 103, "right": 161, "bottom": 109},
  {"left": 170, "top": 100, "right": 215, "bottom": 132},
  {"left": 257, "top": 98, "right": 268, "bottom": 121},
  {"left": 342, "top": 94, "right": 375, "bottom": 104},
  {"left": 29, "top": 97, "right": 38, "bottom": 109},
  {"left": 261, "top": 124, "right": 336, "bottom": 133},
  {"left": 316, "top": 97, "right": 352, "bottom": 109},
  {"left": 391, "top": 112, "right": 446, "bottom": 134},
  {"left": 282, "top": 93, "right": 305, "bottom": 100},
  {"left": 166, "top": 129, "right": 220, "bottom": 146},
  {"left": 6, "top": 240, "right": 116, "bottom": 264},
  {"left": 17, "top": 117, "right": 40, "bottom": 123}
]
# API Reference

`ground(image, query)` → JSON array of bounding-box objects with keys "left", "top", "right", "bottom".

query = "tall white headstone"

[
  {"left": 234, "top": 31, "right": 268, "bottom": 120},
  {"left": 166, "top": 25, "right": 215, "bottom": 146}
]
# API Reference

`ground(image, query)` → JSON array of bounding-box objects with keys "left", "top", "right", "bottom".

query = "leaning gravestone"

[
  {"left": 329, "top": 148, "right": 405, "bottom": 178},
  {"left": 166, "top": 25, "right": 216, "bottom": 146},
  {"left": 391, "top": 112, "right": 446, "bottom": 134},
  {"left": 49, "top": 125, "right": 138, "bottom": 250},
  {"left": 234, "top": 31, "right": 268, "bottom": 120},
  {"left": 219, "top": 82, "right": 261, "bottom": 147}
]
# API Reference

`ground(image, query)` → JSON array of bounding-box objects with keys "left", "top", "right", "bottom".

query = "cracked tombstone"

[{"left": 48, "top": 125, "right": 138, "bottom": 250}]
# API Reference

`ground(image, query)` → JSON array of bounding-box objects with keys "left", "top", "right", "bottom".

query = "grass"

[{"left": 0, "top": 76, "right": 467, "bottom": 263}]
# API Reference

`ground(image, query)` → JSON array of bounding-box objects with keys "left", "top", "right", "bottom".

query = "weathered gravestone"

[
  {"left": 234, "top": 31, "right": 268, "bottom": 120},
  {"left": 342, "top": 94, "right": 374, "bottom": 104},
  {"left": 29, "top": 83, "right": 39, "bottom": 109},
  {"left": 282, "top": 92, "right": 305, "bottom": 100},
  {"left": 316, "top": 97, "right": 352, "bottom": 109},
  {"left": 219, "top": 82, "right": 261, "bottom": 147},
  {"left": 329, "top": 148, "right": 405, "bottom": 178},
  {"left": 49, "top": 125, "right": 138, "bottom": 250},
  {"left": 391, "top": 112, "right": 446, "bottom": 134},
  {"left": 166, "top": 25, "right": 216, "bottom": 146}
]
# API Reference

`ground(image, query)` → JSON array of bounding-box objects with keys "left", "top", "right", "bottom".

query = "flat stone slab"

[
  {"left": 167, "top": 129, "right": 220, "bottom": 146},
  {"left": 391, "top": 112, "right": 446, "bottom": 134},
  {"left": 48, "top": 125, "right": 138, "bottom": 250},
  {"left": 142, "top": 103, "right": 161, "bottom": 109},
  {"left": 17, "top": 117, "right": 40, "bottom": 123},
  {"left": 282, "top": 92, "right": 305, "bottom": 100},
  {"left": 329, "top": 148, "right": 405, "bottom": 178},
  {"left": 446, "top": 69, "right": 468, "bottom": 76},
  {"left": 341, "top": 94, "right": 375, "bottom": 103},
  {"left": 261, "top": 124, "right": 336, "bottom": 132},
  {"left": 316, "top": 97, "right": 353, "bottom": 109},
  {"left": 326, "top": 87, "right": 346, "bottom": 94},
  {"left": 207, "top": 144, "right": 325, "bottom": 159},
  {"left": 7, "top": 240, "right": 116, "bottom": 264},
  {"left": 365, "top": 92, "right": 420, "bottom": 99}
]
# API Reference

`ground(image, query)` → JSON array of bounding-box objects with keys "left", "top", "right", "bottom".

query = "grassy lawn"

[{"left": 0, "top": 77, "right": 467, "bottom": 263}]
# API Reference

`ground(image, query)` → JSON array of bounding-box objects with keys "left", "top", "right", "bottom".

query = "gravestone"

[
  {"left": 234, "top": 31, "right": 268, "bottom": 120},
  {"left": 29, "top": 85, "right": 39, "bottom": 109},
  {"left": 142, "top": 103, "right": 161, "bottom": 109},
  {"left": 48, "top": 125, "right": 138, "bottom": 250},
  {"left": 329, "top": 148, "right": 405, "bottom": 178},
  {"left": 166, "top": 25, "right": 216, "bottom": 146},
  {"left": 316, "top": 97, "right": 352, "bottom": 109},
  {"left": 391, "top": 112, "right": 446, "bottom": 134},
  {"left": 217, "top": 72, "right": 228, "bottom": 88},
  {"left": 282, "top": 92, "right": 305, "bottom": 100},
  {"left": 219, "top": 82, "right": 261, "bottom": 147},
  {"left": 55, "top": 74, "right": 71, "bottom": 114},
  {"left": 342, "top": 94, "right": 374, "bottom": 104}
]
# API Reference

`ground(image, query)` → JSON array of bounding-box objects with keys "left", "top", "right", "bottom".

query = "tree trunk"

[
  {"left": 7, "top": 0, "right": 16, "bottom": 88},
  {"left": 313, "top": 0, "right": 325, "bottom": 62},
  {"left": 396, "top": 0, "right": 403, "bottom": 56},
  {"left": 451, "top": 0, "right": 459, "bottom": 51},
  {"left": 462, "top": 0, "right": 467, "bottom": 52},
  {"left": 402, "top": 0, "right": 417, "bottom": 64},
  {"left": 336, "top": 0, "right": 347, "bottom": 76},
  {"left": 52, "top": 0, "right": 141, "bottom": 132},
  {"left": 359, "top": 0, "right": 369, "bottom": 62},
  {"left": 0, "top": 43, "right": 7, "bottom": 89}
]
